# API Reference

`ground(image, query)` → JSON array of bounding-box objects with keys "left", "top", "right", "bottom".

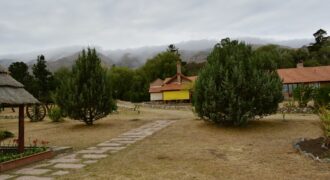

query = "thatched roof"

[{"left": 0, "top": 65, "right": 39, "bottom": 105}]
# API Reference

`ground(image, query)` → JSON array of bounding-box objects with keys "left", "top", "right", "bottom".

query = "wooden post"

[{"left": 18, "top": 105, "right": 25, "bottom": 153}]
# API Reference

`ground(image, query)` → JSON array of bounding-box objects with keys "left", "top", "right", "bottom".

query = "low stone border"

[
  {"left": 292, "top": 138, "right": 330, "bottom": 163},
  {"left": 0, "top": 150, "right": 54, "bottom": 172},
  {"left": 140, "top": 103, "right": 192, "bottom": 111}
]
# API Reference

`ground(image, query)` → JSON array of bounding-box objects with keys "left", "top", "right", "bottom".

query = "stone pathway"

[{"left": 1, "top": 120, "right": 174, "bottom": 180}]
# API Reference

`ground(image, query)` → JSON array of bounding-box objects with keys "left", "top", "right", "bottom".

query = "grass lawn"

[
  {"left": 59, "top": 111, "right": 330, "bottom": 180},
  {"left": 2, "top": 105, "right": 330, "bottom": 179},
  {"left": 0, "top": 105, "right": 189, "bottom": 150}
]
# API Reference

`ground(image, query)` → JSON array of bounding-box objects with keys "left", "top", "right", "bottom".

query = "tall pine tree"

[
  {"left": 54, "top": 48, "right": 116, "bottom": 125},
  {"left": 194, "top": 38, "right": 283, "bottom": 126},
  {"left": 32, "top": 55, "right": 54, "bottom": 103}
]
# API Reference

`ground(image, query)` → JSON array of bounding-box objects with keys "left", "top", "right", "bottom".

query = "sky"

[{"left": 0, "top": 0, "right": 329, "bottom": 55}]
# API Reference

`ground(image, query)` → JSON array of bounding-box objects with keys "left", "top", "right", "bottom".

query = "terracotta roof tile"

[
  {"left": 277, "top": 65, "right": 330, "bottom": 84},
  {"left": 149, "top": 74, "right": 197, "bottom": 92},
  {"left": 150, "top": 78, "right": 163, "bottom": 87},
  {"left": 149, "top": 87, "right": 163, "bottom": 93}
]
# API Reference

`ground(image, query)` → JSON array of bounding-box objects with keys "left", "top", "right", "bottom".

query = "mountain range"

[{"left": 0, "top": 38, "right": 313, "bottom": 72}]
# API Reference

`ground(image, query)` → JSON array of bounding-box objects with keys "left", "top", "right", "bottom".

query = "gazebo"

[{"left": 0, "top": 65, "right": 39, "bottom": 153}]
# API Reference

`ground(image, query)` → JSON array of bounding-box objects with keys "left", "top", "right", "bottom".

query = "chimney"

[
  {"left": 177, "top": 59, "right": 182, "bottom": 83},
  {"left": 296, "top": 61, "right": 304, "bottom": 68}
]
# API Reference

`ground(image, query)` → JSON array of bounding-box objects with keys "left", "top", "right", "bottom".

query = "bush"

[
  {"left": 0, "top": 130, "right": 14, "bottom": 141},
  {"left": 319, "top": 107, "right": 330, "bottom": 147},
  {"left": 48, "top": 107, "right": 63, "bottom": 122},
  {"left": 194, "top": 38, "right": 283, "bottom": 126},
  {"left": 314, "top": 85, "right": 330, "bottom": 108},
  {"left": 292, "top": 85, "right": 315, "bottom": 107}
]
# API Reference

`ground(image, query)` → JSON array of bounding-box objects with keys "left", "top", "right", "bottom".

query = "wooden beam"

[{"left": 18, "top": 105, "right": 24, "bottom": 153}]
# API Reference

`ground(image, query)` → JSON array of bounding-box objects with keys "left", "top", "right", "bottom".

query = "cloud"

[{"left": 0, "top": 0, "right": 329, "bottom": 54}]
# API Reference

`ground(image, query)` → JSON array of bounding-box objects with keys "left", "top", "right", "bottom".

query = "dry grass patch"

[
  {"left": 59, "top": 112, "right": 330, "bottom": 180},
  {"left": 0, "top": 106, "right": 188, "bottom": 150}
]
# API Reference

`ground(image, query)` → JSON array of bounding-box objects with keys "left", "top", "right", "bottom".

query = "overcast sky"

[{"left": 0, "top": 0, "right": 329, "bottom": 55}]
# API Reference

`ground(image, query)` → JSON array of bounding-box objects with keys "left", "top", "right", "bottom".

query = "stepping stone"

[
  {"left": 83, "top": 160, "right": 98, "bottom": 164},
  {"left": 111, "top": 137, "right": 136, "bottom": 141},
  {"left": 82, "top": 154, "right": 108, "bottom": 159},
  {"left": 32, "top": 163, "right": 54, "bottom": 168},
  {"left": 52, "top": 146, "right": 73, "bottom": 154},
  {"left": 86, "top": 147, "right": 98, "bottom": 150},
  {"left": 97, "top": 142, "right": 123, "bottom": 147},
  {"left": 118, "top": 134, "right": 145, "bottom": 138},
  {"left": 15, "top": 176, "right": 53, "bottom": 180},
  {"left": 60, "top": 153, "right": 78, "bottom": 159},
  {"left": 77, "top": 149, "right": 108, "bottom": 154},
  {"left": 49, "top": 158, "right": 80, "bottom": 163},
  {"left": 112, "top": 140, "right": 137, "bottom": 144},
  {"left": 0, "top": 175, "right": 15, "bottom": 180},
  {"left": 53, "top": 163, "right": 85, "bottom": 169},
  {"left": 51, "top": 170, "right": 70, "bottom": 176},
  {"left": 100, "top": 146, "right": 126, "bottom": 151},
  {"left": 121, "top": 135, "right": 146, "bottom": 139},
  {"left": 15, "top": 168, "right": 51, "bottom": 175}
]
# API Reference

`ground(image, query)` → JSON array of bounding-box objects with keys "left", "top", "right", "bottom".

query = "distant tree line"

[
  {"left": 7, "top": 29, "right": 330, "bottom": 104},
  {"left": 8, "top": 55, "right": 55, "bottom": 104},
  {"left": 109, "top": 45, "right": 181, "bottom": 102},
  {"left": 183, "top": 29, "right": 330, "bottom": 74}
]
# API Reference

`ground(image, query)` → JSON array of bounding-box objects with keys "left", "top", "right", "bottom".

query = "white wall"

[{"left": 150, "top": 93, "right": 163, "bottom": 101}]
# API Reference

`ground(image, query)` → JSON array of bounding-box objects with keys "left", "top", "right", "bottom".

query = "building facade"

[
  {"left": 149, "top": 59, "right": 197, "bottom": 102},
  {"left": 277, "top": 64, "right": 330, "bottom": 98}
]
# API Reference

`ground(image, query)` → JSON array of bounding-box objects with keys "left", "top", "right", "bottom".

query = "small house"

[
  {"left": 277, "top": 64, "right": 330, "bottom": 98},
  {"left": 149, "top": 59, "right": 197, "bottom": 102}
]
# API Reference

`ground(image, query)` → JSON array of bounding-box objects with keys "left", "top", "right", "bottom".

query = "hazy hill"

[
  {"left": 45, "top": 52, "right": 114, "bottom": 72},
  {"left": 0, "top": 38, "right": 313, "bottom": 71}
]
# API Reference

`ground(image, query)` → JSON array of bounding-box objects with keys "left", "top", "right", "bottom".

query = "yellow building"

[{"left": 149, "top": 59, "right": 197, "bottom": 102}]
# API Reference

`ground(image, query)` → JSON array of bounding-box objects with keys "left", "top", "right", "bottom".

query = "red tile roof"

[
  {"left": 277, "top": 65, "right": 330, "bottom": 84},
  {"left": 149, "top": 74, "right": 197, "bottom": 93},
  {"left": 149, "top": 87, "right": 163, "bottom": 93},
  {"left": 150, "top": 78, "right": 163, "bottom": 87},
  {"left": 187, "top": 76, "right": 197, "bottom": 81}
]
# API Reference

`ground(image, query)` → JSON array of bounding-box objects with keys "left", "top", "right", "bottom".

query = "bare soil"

[{"left": 298, "top": 137, "right": 330, "bottom": 159}]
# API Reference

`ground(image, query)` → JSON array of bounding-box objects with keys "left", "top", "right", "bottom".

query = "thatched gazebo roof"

[
  {"left": 0, "top": 65, "right": 39, "bottom": 105},
  {"left": 0, "top": 65, "right": 40, "bottom": 153}
]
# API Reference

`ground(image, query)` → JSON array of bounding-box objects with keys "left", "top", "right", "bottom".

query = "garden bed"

[
  {"left": 0, "top": 147, "right": 54, "bottom": 172},
  {"left": 294, "top": 137, "right": 330, "bottom": 162}
]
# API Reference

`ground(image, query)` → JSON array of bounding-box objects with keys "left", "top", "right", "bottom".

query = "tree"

[
  {"left": 167, "top": 44, "right": 179, "bottom": 54},
  {"left": 32, "top": 55, "right": 55, "bottom": 102},
  {"left": 308, "top": 29, "right": 329, "bottom": 52},
  {"left": 314, "top": 85, "right": 330, "bottom": 108},
  {"left": 141, "top": 51, "right": 180, "bottom": 82},
  {"left": 8, "top": 62, "right": 35, "bottom": 94},
  {"left": 254, "top": 44, "right": 296, "bottom": 68},
  {"left": 53, "top": 48, "right": 116, "bottom": 125},
  {"left": 130, "top": 69, "right": 149, "bottom": 102},
  {"left": 108, "top": 66, "right": 135, "bottom": 100},
  {"left": 292, "top": 85, "right": 315, "bottom": 107},
  {"left": 194, "top": 38, "right": 283, "bottom": 126},
  {"left": 183, "top": 62, "right": 206, "bottom": 76}
]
